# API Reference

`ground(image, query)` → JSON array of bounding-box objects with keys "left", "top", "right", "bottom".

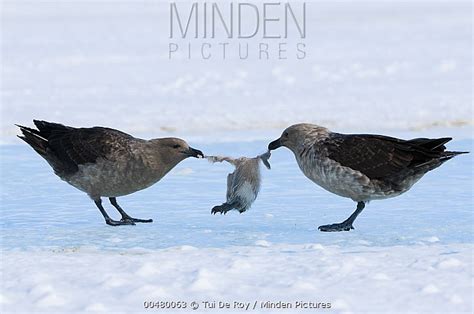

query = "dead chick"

[{"left": 207, "top": 151, "right": 271, "bottom": 214}]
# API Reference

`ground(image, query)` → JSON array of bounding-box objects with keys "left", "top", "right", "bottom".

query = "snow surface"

[
  {"left": 1, "top": 0, "right": 473, "bottom": 313},
  {"left": 2, "top": 244, "right": 472, "bottom": 313},
  {"left": 1, "top": 0, "right": 472, "bottom": 142},
  {"left": 1, "top": 139, "right": 472, "bottom": 313}
]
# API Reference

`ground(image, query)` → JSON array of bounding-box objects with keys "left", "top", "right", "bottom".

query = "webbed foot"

[
  {"left": 124, "top": 217, "right": 153, "bottom": 223},
  {"left": 319, "top": 202, "right": 366, "bottom": 232},
  {"left": 211, "top": 205, "right": 231, "bottom": 215},
  {"left": 105, "top": 218, "right": 136, "bottom": 226},
  {"left": 318, "top": 222, "right": 354, "bottom": 232}
]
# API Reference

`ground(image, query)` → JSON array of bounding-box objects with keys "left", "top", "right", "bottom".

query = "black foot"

[
  {"left": 105, "top": 218, "right": 136, "bottom": 226},
  {"left": 211, "top": 205, "right": 230, "bottom": 215},
  {"left": 126, "top": 217, "right": 153, "bottom": 223},
  {"left": 318, "top": 222, "right": 354, "bottom": 232},
  {"left": 107, "top": 197, "right": 153, "bottom": 224}
]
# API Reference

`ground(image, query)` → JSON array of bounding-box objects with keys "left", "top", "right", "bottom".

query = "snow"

[
  {"left": 1, "top": 0, "right": 473, "bottom": 313},
  {"left": 1, "top": 244, "right": 472, "bottom": 313},
  {"left": 2, "top": 139, "right": 472, "bottom": 250},
  {"left": 1, "top": 139, "right": 472, "bottom": 313},
  {"left": 1, "top": 0, "right": 472, "bottom": 142}
]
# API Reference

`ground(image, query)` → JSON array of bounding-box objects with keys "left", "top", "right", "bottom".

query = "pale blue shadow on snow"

[{"left": 0, "top": 138, "right": 472, "bottom": 250}]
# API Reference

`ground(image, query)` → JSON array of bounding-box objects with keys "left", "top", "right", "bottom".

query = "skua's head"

[
  {"left": 268, "top": 123, "right": 327, "bottom": 152},
  {"left": 151, "top": 137, "right": 204, "bottom": 161}
]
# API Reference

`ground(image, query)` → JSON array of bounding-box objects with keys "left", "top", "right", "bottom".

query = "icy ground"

[
  {"left": 1, "top": 0, "right": 473, "bottom": 312},
  {"left": 1, "top": 139, "right": 473, "bottom": 250},
  {"left": 1, "top": 138, "right": 472, "bottom": 313},
  {"left": 2, "top": 244, "right": 472, "bottom": 313},
  {"left": 1, "top": 0, "right": 472, "bottom": 141}
]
